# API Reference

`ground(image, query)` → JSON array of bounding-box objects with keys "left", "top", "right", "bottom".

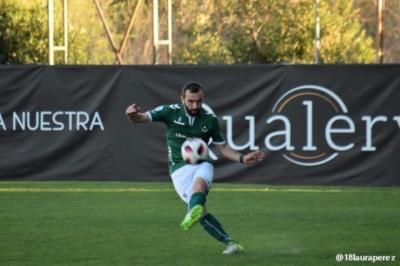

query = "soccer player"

[{"left": 126, "top": 81, "right": 265, "bottom": 254}]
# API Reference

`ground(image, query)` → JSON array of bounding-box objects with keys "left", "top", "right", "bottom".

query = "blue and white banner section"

[{"left": 0, "top": 65, "right": 399, "bottom": 185}]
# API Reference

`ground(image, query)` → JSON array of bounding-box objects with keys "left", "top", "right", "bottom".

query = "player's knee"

[{"left": 192, "top": 177, "right": 208, "bottom": 193}]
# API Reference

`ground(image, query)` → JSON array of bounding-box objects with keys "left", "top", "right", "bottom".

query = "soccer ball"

[{"left": 181, "top": 138, "right": 209, "bottom": 164}]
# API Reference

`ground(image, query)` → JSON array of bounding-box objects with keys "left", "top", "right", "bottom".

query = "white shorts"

[{"left": 170, "top": 162, "right": 214, "bottom": 204}]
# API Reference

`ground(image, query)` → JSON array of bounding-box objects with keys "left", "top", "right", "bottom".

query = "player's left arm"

[
  {"left": 210, "top": 116, "right": 265, "bottom": 164},
  {"left": 216, "top": 143, "right": 265, "bottom": 165}
]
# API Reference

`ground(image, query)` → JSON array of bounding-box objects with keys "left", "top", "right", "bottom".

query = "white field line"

[
  {"left": 0, "top": 187, "right": 391, "bottom": 193},
  {"left": 0, "top": 188, "right": 173, "bottom": 193}
]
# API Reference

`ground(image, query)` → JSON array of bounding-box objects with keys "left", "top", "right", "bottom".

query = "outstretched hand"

[
  {"left": 126, "top": 103, "right": 141, "bottom": 116},
  {"left": 243, "top": 150, "right": 266, "bottom": 165},
  {"left": 125, "top": 103, "right": 150, "bottom": 123}
]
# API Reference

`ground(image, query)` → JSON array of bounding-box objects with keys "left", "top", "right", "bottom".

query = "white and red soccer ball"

[{"left": 181, "top": 138, "right": 209, "bottom": 164}]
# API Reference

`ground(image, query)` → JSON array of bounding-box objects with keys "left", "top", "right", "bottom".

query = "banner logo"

[
  {"left": 223, "top": 85, "right": 400, "bottom": 167},
  {"left": 271, "top": 85, "right": 347, "bottom": 166}
]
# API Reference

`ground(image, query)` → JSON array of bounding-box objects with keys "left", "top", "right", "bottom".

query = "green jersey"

[{"left": 147, "top": 103, "right": 225, "bottom": 175}]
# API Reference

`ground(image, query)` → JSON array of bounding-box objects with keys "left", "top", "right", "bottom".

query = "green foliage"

[
  {"left": 318, "top": 0, "right": 376, "bottom": 63},
  {"left": 94, "top": 0, "right": 153, "bottom": 64},
  {"left": 0, "top": 0, "right": 378, "bottom": 64},
  {"left": 174, "top": 0, "right": 376, "bottom": 64},
  {"left": 0, "top": 0, "right": 95, "bottom": 64},
  {"left": 227, "top": 1, "right": 316, "bottom": 63},
  {"left": 66, "top": 0, "right": 114, "bottom": 64},
  {"left": 355, "top": 0, "right": 400, "bottom": 63},
  {"left": 0, "top": 0, "right": 49, "bottom": 63}
]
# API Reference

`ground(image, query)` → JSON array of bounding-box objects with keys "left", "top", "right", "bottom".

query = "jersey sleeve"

[
  {"left": 211, "top": 118, "right": 226, "bottom": 144},
  {"left": 147, "top": 105, "right": 171, "bottom": 123}
]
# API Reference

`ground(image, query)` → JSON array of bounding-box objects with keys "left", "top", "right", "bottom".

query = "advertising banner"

[{"left": 0, "top": 65, "right": 399, "bottom": 185}]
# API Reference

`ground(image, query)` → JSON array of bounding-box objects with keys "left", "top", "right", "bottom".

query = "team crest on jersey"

[{"left": 201, "top": 125, "right": 208, "bottom": 132}]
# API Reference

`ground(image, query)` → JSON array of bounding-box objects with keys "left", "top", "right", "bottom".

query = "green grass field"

[{"left": 0, "top": 182, "right": 399, "bottom": 266}]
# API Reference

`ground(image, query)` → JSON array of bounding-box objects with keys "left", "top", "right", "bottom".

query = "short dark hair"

[{"left": 181, "top": 81, "right": 204, "bottom": 95}]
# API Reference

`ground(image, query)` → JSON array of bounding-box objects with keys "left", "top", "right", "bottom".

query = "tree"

[
  {"left": 319, "top": 0, "right": 376, "bottom": 63},
  {"left": 0, "top": 0, "right": 379, "bottom": 64},
  {"left": 0, "top": 0, "right": 93, "bottom": 64},
  {"left": 355, "top": 0, "right": 400, "bottom": 63},
  {"left": 174, "top": 0, "right": 376, "bottom": 64},
  {"left": 0, "top": 0, "right": 50, "bottom": 63},
  {"left": 173, "top": 0, "right": 234, "bottom": 64},
  {"left": 98, "top": 0, "right": 154, "bottom": 64}
]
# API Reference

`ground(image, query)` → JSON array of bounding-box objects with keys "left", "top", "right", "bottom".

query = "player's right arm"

[{"left": 125, "top": 103, "right": 151, "bottom": 123}]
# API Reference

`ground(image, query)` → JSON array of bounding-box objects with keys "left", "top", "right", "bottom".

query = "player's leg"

[
  {"left": 180, "top": 176, "right": 208, "bottom": 230},
  {"left": 188, "top": 176, "right": 207, "bottom": 209},
  {"left": 180, "top": 163, "right": 244, "bottom": 254},
  {"left": 199, "top": 211, "right": 243, "bottom": 254},
  {"left": 190, "top": 161, "right": 213, "bottom": 210},
  {"left": 171, "top": 164, "right": 196, "bottom": 203},
  {"left": 199, "top": 209, "right": 231, "bottom": 243},
  {"left": 180, "top": 161, "right": 214, "bottom": 230},
  {"left": 170, "top": 164, "right": 202, "bottom": 230}
]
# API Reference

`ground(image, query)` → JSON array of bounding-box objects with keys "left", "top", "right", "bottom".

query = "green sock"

[
  {"left": 189, "top": 192, "right": 206, "bottom": 209},
  {"left": 200, "top": 213, "right": 232, "bottom": 244}
]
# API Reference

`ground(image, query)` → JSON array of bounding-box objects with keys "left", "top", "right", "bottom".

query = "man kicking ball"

[{"left": 126, "top": 81, "right": 265, "bottom": 254}]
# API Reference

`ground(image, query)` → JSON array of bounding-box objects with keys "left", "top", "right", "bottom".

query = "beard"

[
  {"left": 188, "top": 109, "right": 200, "bottom": 116},
  {"left": 184, "top": 105, "right": 201, "bottom": 116}
]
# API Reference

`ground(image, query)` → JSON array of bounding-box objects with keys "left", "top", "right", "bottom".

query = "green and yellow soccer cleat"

[{"left": 180, "top": 205, "right": 204, "bottom": 230}]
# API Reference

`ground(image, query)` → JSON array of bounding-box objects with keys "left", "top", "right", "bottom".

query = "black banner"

[{"left": 0, "top": 65, "right": 399, "bottom": 185}]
